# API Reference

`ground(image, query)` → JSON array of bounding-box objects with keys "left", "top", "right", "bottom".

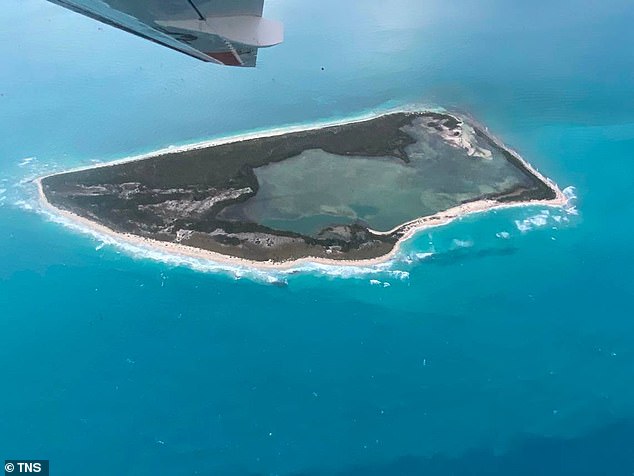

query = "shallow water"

[
  {"left": 221, "top": 116, "right": 538, "bottom": 235},
  {"left": 1, "top": 0, "right": 634, "bottom": 475}
]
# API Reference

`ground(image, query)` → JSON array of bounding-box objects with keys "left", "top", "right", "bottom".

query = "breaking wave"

[
  {"left": 451, "top": 238, "right": 474, "bottom": 249},
  {"left": 18, "top": 156, "right": 37, "bottom": 167},
  {"left": 513, "top": 186, "right": 578, "bottom": 234},
  {"left": 515, "top": 210, "right": 551, "bottom": 233}
]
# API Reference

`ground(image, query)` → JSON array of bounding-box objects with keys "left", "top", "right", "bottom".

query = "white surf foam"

[
  {"left": 370, "top": 279, "right": 392, "bottom": 287},
  {"left": 514, "top": 210, "right": 550, "bottom": 233},
  {"left": 562, "top": 186, "right": 579, "bottom": 215},
  {"left": 18, "top": 157, "right": 37, "bottom": 167},
  {"left": 451, "top": 238, "right": 474, "bottom": 248}
]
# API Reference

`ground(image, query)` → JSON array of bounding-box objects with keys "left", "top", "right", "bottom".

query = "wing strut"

[{"left": 186, "top": 0, "right": 205, "bottom": 21}]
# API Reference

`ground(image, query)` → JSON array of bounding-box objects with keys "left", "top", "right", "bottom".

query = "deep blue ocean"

[{"left": 2, "top": 0, "right": 634, "bottom": 474}]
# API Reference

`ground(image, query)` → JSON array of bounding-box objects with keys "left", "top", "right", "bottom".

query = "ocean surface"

[{"left": 1, "top": 0, "right": 634, "bottom": 474}]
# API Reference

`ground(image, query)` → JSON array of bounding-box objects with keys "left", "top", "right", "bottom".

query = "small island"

[{"left": 38, "top": 110, "right": 566, "bottom": 268}]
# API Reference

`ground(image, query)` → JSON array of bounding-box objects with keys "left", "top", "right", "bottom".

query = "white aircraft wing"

[{"left": 45, "top": 0, "right": 283, "bottom": 66}]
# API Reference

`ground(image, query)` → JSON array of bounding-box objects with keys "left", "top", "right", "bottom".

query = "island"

[{"left": 37, "top": 110, "right": 566, "bottom": 268}]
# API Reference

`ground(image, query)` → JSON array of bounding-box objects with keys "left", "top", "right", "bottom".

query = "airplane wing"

[{"left": 45, "top": 0, "right": 283, "bottom": 67}]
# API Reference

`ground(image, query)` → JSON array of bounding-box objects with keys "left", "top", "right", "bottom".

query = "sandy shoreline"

[
  {"left": 35, "top": 109, "right": 569, "bottom": 271},
  {"left": 41, "top": 105, "right": 437, "bottom": 178}
]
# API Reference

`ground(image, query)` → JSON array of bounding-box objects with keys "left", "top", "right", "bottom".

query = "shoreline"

[
  {"left": 39, "top": 105, "right": 437, "bottom": 179},
  {"left": 35, "top": 109, "right": 568, "bottom": 271}
]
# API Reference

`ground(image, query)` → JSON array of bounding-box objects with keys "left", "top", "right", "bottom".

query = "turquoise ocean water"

[{"left": 1, "top": 0, "right": 634, "bottom": 474}]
